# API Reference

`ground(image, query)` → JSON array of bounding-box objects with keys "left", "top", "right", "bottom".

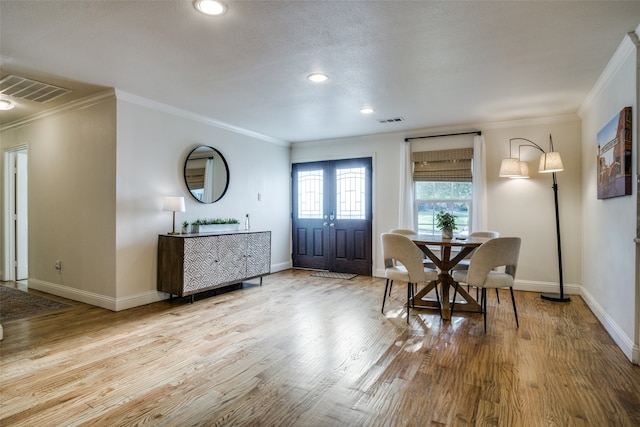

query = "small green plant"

[
  {"left": 192, "top": 218, "right": 239, "bottom": 225},
  {"left": 182, "top": 221, "right": 189, "bottom": 227},
  {"left": 435, "top": 211, "right": 457, "bottom": 231}
]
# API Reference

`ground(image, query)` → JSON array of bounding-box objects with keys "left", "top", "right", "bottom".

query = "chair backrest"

[
  {"left": 466, "top": 237, "right": 521, "bottom": 287},
  {"left": 470, "top": 231, "right": 500, "bottom": 238},
  {"left": 389, "top": 228, "right": 417, "bottom": 236},
  {"left": 459, "top": 231, "right": 500, "bottom": 259},
  {"left": 381, "top": 233, "right": 427, "bottom": 282}
]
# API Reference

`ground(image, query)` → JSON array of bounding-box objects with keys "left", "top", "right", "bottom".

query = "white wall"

[
  {"left": 0, "top": 90, "right": 292, "bottom": 311},
  {"left": 483, "top": 119, "right": 582, "bottom": 292},
  {"left": 114, "top": 95, "right": 292, "bottom": 309},
  {"left": 291, "top": 117, "right": 583, "bottom": 290},
  {"left": 1, "top": 92, "right": 117, "bottom": 301},
  {"left": 578, "top": 33, "right": 638, "bottom": 362}
]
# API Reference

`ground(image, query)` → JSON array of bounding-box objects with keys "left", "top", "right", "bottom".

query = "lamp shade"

[
  {"left": 539, "top": 152, "right": 564, "bottom": 173},
  {"left": 499, "top": 158, "right": 522, "bottom": 178},
  {"left": 510, "top": 161, "right": 530, "bottom": 179},
  {"left": 163, "top": 196, "right": 185, "bottom": 212}
]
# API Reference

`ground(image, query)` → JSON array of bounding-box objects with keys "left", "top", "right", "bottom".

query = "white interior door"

[{"left": 15, "top": 150, "right": 28, "bottom": 280}]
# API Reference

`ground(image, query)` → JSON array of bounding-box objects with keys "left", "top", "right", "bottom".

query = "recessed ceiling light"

[
  {"left": 360, "top": 108, "right": 375, "bottom": 114},
  {"left": 0, "top": 99, "right": 15, "bottom": 110},
  {"left": 307, "top": 73, "right": 329, "bottom": 83},
  {"left": 194, "top": 0, "right": 227, "bottom": 16}
]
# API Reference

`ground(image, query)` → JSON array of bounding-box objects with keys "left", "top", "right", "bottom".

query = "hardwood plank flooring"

[{"left": 1, "top": 269, "right": 639, "bottom": 426}]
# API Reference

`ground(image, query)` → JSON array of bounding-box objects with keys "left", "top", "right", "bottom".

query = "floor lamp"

[{"left": 499, "top": 134, "right": 570, "bottom": 302}]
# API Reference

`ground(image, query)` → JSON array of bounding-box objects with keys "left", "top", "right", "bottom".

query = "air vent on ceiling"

[
  {"left": 0, "top": 75, "right": 71, "bottom": 103},
  {"left": 378, "top": 117, "right": 405, "bottom": 124}
]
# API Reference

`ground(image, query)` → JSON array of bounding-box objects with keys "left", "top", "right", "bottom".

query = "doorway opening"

[{"left": 3, "top": 146, "right": 28, "bottom": 282}]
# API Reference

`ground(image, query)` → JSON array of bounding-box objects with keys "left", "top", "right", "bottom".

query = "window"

[
  {"left": 412, "top": 148, "right": 473, "bottom": 235},
  {"left": 415, "top": 182, "right": 472, "bottom": 234}
]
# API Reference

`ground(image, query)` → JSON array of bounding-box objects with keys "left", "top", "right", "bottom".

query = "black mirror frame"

[{"left": 183, "top": 145, "right": 230, "bottom": 204}]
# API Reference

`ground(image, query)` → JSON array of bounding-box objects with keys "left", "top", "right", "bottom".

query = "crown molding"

[
  {"left": 114, "top": 90, "right": 290, "bottom": 147},
  {"left": 0, "top": 89, "right": 115, "bottom": 132},
  {"left": 578, "top": 32, "right": 636, "bottom": 118}
]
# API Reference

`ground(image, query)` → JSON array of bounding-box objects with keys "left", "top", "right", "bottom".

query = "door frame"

[
  {"left": 3, "top": 145, "right": 28, "bottom": 282},
  {"left": 291, "top": 153, "right": 376, "bottom": 274}
]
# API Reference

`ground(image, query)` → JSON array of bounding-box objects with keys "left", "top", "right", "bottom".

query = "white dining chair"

[
  {"left": 452, "top": 231, "right": 500, "bottom": 300},
  {"left": 389, "top": 228, "right": 438, "bottom": 269},
  {"left": 451, "top": 237, "right": 521, "bottom": 332},
  {"left": 381, "top": 233, "right": 441, "bottom": 323}
]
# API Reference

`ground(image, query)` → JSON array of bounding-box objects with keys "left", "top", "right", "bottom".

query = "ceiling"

[{"left": 1, "top": 1, "right": 640, "bottom": 143}]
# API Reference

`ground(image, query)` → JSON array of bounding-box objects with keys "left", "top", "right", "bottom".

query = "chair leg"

[
  {"left": 495, "top": 288, "right": 500, "bottom": 303},
  {"left": 450, "top": 282, "right": 459, "bottom": 317},
  {"left": 482, "top": 288, "right": 487, "bottom": 333},
  {"left": 410, "top": 282, "right": 415, "bottom": 307},
  {"left": 407, "top": 283, "right": 412, "bottom": 324},
  {"left": 433, "top": 281, "right": 443, "bottom": 319},
  {"left": 389, "top": 280, "right": 394, "bottom": 296},
  {"left": 509, "top": 287, "right": 519, "bottom": 328},
  {"left": 382, "top": 279, "right": 390, "bottom": 313}
]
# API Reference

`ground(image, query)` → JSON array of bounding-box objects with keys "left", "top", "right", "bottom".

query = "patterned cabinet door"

[
  {"left": 215, "top": 233, "right": 248, "bottom": 284},
  {"left": 246, "top": 231, "right": 271, "bottom": 278},
  {"left": 183, "top": 236, "right": 220, "bottom": 293}
]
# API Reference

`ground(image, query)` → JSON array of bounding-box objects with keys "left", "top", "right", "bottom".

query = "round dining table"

[{"left": 408, "top": 234, "right": 490, "bottom": 320}]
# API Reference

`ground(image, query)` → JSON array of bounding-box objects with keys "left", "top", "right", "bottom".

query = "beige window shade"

[{"left": 412, "top": 148, "right": 474, "bottom": 182}]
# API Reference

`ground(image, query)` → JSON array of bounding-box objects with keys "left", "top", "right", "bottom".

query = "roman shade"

[{"left": 412, "top": 148, "right": 474, "bottom": 182}]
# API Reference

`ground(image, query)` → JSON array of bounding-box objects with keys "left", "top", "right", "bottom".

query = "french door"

[{"left": 292, "top": 157, "right": 372, "bottom": 276}]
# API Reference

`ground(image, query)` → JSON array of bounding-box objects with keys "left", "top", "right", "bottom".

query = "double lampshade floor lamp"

[{"left": 499, "top": 134, "right": 570, "bottom": 302}]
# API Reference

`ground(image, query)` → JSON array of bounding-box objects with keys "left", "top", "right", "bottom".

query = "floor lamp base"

[{"left": 541, "top": 293, "right": 571, "bottom": 302}]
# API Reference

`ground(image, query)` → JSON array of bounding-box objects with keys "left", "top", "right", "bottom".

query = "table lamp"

[{"left": 163, "top": 196, "right": 185, "bottom": 235}]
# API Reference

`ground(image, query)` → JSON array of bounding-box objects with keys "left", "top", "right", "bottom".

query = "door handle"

[
  {"left": 330, "top": 223, "right": 335, "bottom": 227},
  {"left": 323, "top": 222, "right": 329, "bottom": 227}
]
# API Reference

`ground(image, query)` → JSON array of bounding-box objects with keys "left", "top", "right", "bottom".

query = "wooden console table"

[{"left": 157, "top": 230, "right": 271, "bottom": 302}]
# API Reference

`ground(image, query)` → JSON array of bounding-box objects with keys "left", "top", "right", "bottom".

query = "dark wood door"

[{"left": 292, "top": 158, "right": 372, "bottom": 275}]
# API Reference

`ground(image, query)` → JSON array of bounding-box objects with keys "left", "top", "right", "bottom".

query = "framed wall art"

[{"left": 596, "top": 106, "right": 632, "bottom": 199}]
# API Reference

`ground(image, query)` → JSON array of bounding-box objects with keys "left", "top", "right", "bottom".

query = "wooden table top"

[{"left": 408, "top": 234, "right": 490, "bottom": 247}]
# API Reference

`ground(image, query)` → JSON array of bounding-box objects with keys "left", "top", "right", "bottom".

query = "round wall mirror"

[{"left": 184, "top": 145, "right": 230, "bottom": 203}]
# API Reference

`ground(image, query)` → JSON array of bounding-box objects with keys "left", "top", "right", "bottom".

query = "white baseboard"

[
  {"left": 373, "top": 269, "right": 581, "bottom": 295},
  {"left": 580, "top": 286, "right": 637, "bottom": 363},
  {"left": 27, "top": 279, "right": 163, "bottom": 311},
  {"left": 271, "top": 261, "right": 292, "bottom": 273},
  {"left": 27, "top": 261, "right": 293, "bottom": 312},
  {"left": 512, "top": 279, "right": 581, "bottom": 295}
]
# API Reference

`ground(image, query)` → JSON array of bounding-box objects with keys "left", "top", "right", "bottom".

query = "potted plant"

[
  {"left": 181, "top": 221, "right": 189, "bottom": 234},
  {"left": 191, "top": 219, "right": 202, "bottom": 234},
  {"left": 435, "top": 211, "right": 457, "bottom": 239},
  {"left": 198, "top": 218, "right": 240, "bottom": 233}
]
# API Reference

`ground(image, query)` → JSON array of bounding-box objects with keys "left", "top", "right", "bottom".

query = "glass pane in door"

[
  {"left": 336, "top": 167, "right": 365, "bottom": 220},
  {"left": 297, "top": 169, "right": 323, "bottom": 219}
]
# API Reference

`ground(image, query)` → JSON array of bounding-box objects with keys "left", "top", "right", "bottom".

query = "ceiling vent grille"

[
  {"left": 0, "top": 75, "right": 71, "bottom": 103},
  {"left": 378, "top": 117, "right": 405, "bottom": 124}
]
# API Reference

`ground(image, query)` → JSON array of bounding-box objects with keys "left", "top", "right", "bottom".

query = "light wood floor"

[{"left": 1, "top": 269, "right": 639, "bottom": 426}]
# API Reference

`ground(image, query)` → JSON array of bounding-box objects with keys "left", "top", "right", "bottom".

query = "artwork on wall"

[{"left": 597, "top": 106, "right": 632, "bottom": 199}]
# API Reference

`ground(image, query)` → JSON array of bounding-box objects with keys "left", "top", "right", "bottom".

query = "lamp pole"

[{"left": 541, "top": 172, "right": 570, "bottom": 301}]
